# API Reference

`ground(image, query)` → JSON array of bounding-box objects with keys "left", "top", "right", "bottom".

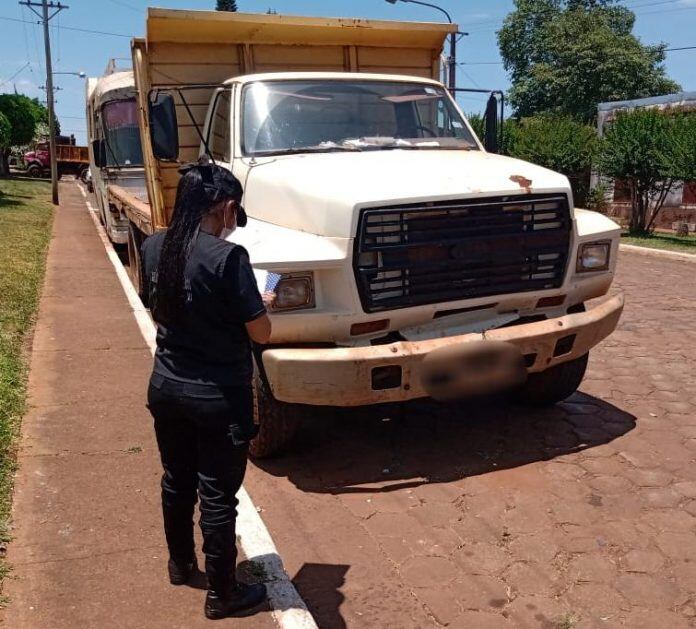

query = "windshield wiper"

[
  {"left": 252, "top": 145, "right": 361, "bottom": 157},
  {"left": 357, "top": 143, "right": 477, "bottom": 152}
]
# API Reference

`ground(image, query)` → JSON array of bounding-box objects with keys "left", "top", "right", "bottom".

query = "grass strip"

[
  {"left": 0, "top": 178, "right": 53, "bottom": 591},
  {"left": 622, "top": 232, "right": 696, "bottom": 254}
]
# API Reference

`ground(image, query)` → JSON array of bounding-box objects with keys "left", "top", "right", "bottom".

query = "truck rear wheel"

[
  {"left": 250, "top": 374, "right": 301, "bottom": 459},
  {"left": 516, "top": 353, "right": 589, "bottom": 406},
  {"left": 127, "top": 222, "right": 145, "bottom": 297}
]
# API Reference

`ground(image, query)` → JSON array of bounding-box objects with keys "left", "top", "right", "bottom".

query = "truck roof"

[
  {"left": 89, "top": 71, "right": 135, "bottom": 106},
  {"left": 224, "top": 71, "right": 444, "bottom": 86}
]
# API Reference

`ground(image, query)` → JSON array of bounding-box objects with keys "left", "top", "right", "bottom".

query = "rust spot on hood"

[{"left": 510, "top": 174, "right": 533, "bottom": 193}]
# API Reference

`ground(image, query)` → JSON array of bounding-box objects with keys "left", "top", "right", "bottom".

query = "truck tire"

[
  {"left": 79, "top": 166, "right": 89, "bottom": 184},
  {"left": 250, "top": 374, "right": 301, "bottom": 459},
  {"left": 127, "top": 222, "right": 145, "bottom": 297},
  {"left": 26, "top": 163, "right": 42, "bottom": 178},
  {"left": 516, "top": 353, "right": 589, "bottom": 406}
]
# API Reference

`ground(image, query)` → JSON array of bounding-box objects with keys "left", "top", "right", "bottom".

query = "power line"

[
  {"left": 0, "top": 15, "right": 133, "bottom": 38},
  {"left": 25, "top": 6, "right": 45, "bottom": 74},
  {"left": 55, "top": 8, "right": 61, "bottom": 63},
  {"left": 665, "top": 46, "right": 696, "bottom": 51},
  {"left": 638, "top": 5, "right": 696, "bottom": 16},
  {"left": 104, "top": 0, "right": 141, "bottom": 13},
  {"left": 459, "top": 67, "right": 481, "bottom": 88},
  {"left": 463, "top": 0, "right": 689, "bottom": 34},
  {"left": 20, "top": 5, "right": 35, "bottom": 74},
  {"left": 0, "top": 61, "right": 32, "bottom": 88}
]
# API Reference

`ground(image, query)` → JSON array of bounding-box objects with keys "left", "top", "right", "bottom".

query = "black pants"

[{"left": 147, "top": 375, "right": 254, "bottom": 595}]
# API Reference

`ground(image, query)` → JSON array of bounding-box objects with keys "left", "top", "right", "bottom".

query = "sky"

[{"left": 1, "top": 0, "right": 694, "bottom": 145}]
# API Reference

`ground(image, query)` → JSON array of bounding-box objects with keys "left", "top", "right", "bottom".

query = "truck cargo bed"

[{"left": 108, "top": 184, "right": 152, "bottom": 234}]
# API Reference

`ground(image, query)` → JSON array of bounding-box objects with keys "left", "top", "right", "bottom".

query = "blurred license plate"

[{"left": 421, "top": 341, "right": 527, "bottom": 401}]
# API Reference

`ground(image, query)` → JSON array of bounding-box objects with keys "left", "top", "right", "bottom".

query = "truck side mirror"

[
  {"left": 149, "top": 92, "right": 179, "bottom": 161},
  {"left": 92, "top": 139, "right": 106, "bottom": 168},
  {"left": 483, "top": 94, "right": 499, "bottom": 154}
]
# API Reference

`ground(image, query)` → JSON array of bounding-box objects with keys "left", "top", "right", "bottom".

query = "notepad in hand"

[
  {"left": 265, "top": 272, "right": 282, "bottom": 293},
  {"left": 253, "top": 269, "right": 282, "bottom": 294}
]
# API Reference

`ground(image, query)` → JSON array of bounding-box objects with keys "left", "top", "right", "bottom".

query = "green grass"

[
  {"left": 622, "top": 232, "right": 696, "bottom": 254},
  {"left": 0, "top": 178, "right": 53, "bottom": 588}
]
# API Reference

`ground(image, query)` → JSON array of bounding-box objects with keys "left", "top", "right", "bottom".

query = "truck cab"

[
  {"left": 86, "top": 69, "right": 145, "bottom": 244},
  {"left": 188, "top": 71, "right": 622, "bottom": 415}
]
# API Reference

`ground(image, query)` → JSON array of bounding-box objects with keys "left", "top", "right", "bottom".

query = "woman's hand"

[{"left": 262, "top": 291, "right": 276, "bottom": 309}]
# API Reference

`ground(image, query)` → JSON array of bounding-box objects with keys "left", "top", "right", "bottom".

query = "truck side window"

[{"left": 209, "top": 90, "right": 231, "bottom": 162}]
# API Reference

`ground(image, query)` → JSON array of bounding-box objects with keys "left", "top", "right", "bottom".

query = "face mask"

[{"left": 219, "top": 204, "right": 235, "bottom": 240}]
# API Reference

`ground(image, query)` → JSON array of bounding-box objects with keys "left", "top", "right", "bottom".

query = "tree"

[
  {"left": 216, "top": 0, "right": 238, "bottom": 10},
  {"left": 465, "top": 111, "right": 596, "bottom": 202},
  {"left": 597, "top": 108, "right": 695, "bottom": 234},
  {"left": 0, "top": 94, "right": 54, "bottom": 175},
  {"left": 498, "top": 0, "right": 679, "bottom": 121},
  {"left": 668, "top": 113, "right": 696, "bottom": 186},
  {"left": 0, "top": 112, "right": 10, "bottom": 153},
  {"left": 506, "top": 114, "right": 598, "bottom": 204}
]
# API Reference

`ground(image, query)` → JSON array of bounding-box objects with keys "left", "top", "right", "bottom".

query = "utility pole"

[
  {"left": 384, "top": 1, "right": 465, "bottom": 94},
  {"left": 20, "top": 0, "right": 68, "bottom": 205}
]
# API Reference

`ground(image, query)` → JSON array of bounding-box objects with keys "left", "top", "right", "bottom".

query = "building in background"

[{"left": 595, "top": 91, "right": 696, "bottom": 230}]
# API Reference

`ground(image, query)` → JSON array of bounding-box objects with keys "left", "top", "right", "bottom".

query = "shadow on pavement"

[
  {"left": 292, "top": 563, "right": 348, "bottom": 629},
  {"left": 254, "top": 392, "right": 636, "bottom": 495},
  {"left": 236, "top": 557, "right": 347, "bottom": 625}
]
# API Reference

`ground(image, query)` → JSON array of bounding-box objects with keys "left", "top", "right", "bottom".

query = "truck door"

[{"left": 202, "top": 88, "right": 232, "bottom": 165}]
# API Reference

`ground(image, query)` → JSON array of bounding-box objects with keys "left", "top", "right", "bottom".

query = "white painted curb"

[
  {"left": 620, "top": 243, "right": 696, "bottom": 263},
  {"left": 77, "top": 183, "right": 317, "bottom": 629}
]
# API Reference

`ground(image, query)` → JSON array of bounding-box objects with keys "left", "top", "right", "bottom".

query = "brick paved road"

[{"left": 246, "top": 250, "right": 696, "bottom": 628}]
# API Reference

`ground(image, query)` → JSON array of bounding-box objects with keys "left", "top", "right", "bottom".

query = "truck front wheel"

[
  {"left": 26, "top": 163, "right": 42, "bottom": 178},
  {"left": 250, "top": 374, "right": 301, "bottom": 459},
  {"left": 516, "top": 353, "right": 589, "bottom": 406}
]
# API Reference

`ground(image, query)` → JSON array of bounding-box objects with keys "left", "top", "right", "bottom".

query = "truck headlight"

[
  {"left": 576, "top": 241, "right": 611, "bottom": 273},
  {"left": 272, "top": 273, "right": 315, "bottom": 311}
]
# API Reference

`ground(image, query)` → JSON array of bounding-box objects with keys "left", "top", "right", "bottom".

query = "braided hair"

[{"left": 154, "top": 158, "right": 245, "bottom": 323}]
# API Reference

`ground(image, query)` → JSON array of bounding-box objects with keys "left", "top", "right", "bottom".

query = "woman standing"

[{"left": 141, "top": 160, "right": 271, "bottom": 619}]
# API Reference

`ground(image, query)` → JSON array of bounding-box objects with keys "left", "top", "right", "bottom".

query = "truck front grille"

[{"left": 353, "top": 194, "right": 572, "bottom": 313}]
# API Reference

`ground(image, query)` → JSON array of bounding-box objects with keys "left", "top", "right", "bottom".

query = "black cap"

[{"left": 178, "top": 158, "right": 247, "bottom": 227}]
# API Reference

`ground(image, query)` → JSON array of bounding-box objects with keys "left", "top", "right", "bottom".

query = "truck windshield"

[
  {"left": 102, "top": 98, "right": 143, "bottom": 167},
  {"left": 241, "top": 80, "right": 479, "bottom": 156}
]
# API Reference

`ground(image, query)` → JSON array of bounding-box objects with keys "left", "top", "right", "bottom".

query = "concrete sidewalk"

[{"left": 1, "top": 182, "right": 272, "bottom": 628}]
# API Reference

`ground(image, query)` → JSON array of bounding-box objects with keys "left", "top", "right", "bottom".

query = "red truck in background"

[{"left": 23, "top": 134, "right": 90, "bottom": 182}]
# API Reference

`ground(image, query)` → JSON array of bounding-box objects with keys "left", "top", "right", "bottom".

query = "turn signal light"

[
  {"left": 536, "top": 295, "right": 566, "bottom": 308},
  {"left": 350, "top": 319, "right": 390, "bottom": 336}
]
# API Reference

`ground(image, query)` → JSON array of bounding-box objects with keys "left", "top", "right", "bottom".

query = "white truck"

[
  {"left": 108, "top": 9, "right": 623, "bottom": 457},
  {"left": 86, "top": 63, "right": 146, "bottom": 244}
]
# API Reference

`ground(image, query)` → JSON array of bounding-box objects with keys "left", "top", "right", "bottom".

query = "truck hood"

[{"left": 243, "top": 150, "right": 572, "bottom": 238}]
